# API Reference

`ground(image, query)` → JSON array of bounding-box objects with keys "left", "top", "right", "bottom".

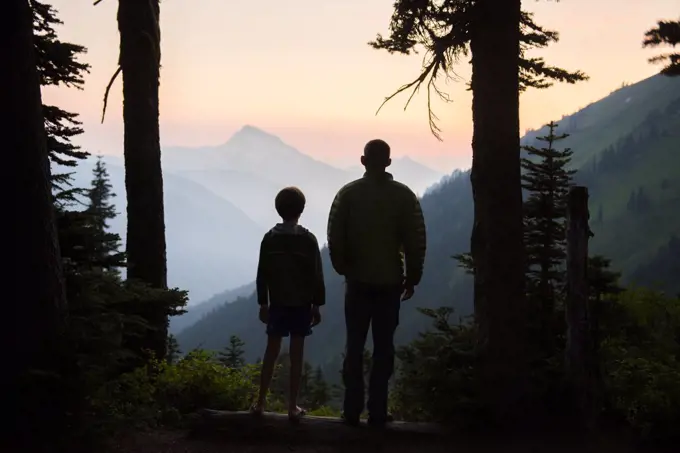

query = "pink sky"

[{"left": 42, "top": 0, "right": 678, "bottom": 172}]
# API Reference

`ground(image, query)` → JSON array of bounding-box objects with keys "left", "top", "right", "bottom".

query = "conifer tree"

[
  {"left": 32, "top": 1, "right": 90, "bottom": 206},
  {"left": 372, "top": 1, "right": 588, "bottom": 420},
  {"left": 166, "top": 334, "right": 182, "bottom": 364},
  {"left": 587, "top": 256, "right": 623, "bottom": 303},
  {"left": 84, "top": 157, "right": 126, "bottom": 271},
  {"left": 6, "top": 0, "right": 68, "bottom": 447},
  {"left": 218, "top": 335, "right": 246, "bottom": 368},
  {"left": 643, "top": 18, "right": 680, "bottom": 76},
  {"left": 369, "top": 1, "right": 587, "bottom": 138},
  {"left": 100, "top": 0, "right": 168, "bottom": 360},
  {"left": 307, "top": 366, "right": 331, "bottom": 409},
  {"left": 521, "top": 121, "right": 575, "bottom": 332}
]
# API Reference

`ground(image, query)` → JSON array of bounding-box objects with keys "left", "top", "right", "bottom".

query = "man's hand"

[
  {"left": 401, "top": 284, "right": 415, "bottom": 302},
  {"left": 258, "top": 305, "right": 269, "bottom": 324},
  {"left": 311, "top": 305, "right": 322, "bottom": 327}
]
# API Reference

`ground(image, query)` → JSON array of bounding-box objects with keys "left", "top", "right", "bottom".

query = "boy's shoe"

[
  {"left": 288, "top": 407, "right": 307, "bottom": 424},
  {"left": 340, "top": 412, "right": 360, "bottom": 427},
  {"left": 249, "top": 402, "right": 265, "bottom": 417}
]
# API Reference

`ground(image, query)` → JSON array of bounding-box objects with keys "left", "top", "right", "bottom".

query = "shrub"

[
  {"left": 389, "top": 307, "right": 482, "bottom": 425},
  {"left": 600, "top": 288, "right": 680, "bottom": 439},
  {"left": 87, "top": 349, "right": 260, "bottom": 434}
]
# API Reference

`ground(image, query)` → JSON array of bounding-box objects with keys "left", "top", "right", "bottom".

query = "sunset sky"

[{"left": 42, "top": 0, "right": 677, "bottom": 172}]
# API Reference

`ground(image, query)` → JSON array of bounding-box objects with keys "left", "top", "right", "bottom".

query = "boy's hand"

[
  {"left": 258, "top": 305, "right": 269, "bottom": 324},
  {"left": 310, "top": 305, "right": 321, "bottom": 327}
]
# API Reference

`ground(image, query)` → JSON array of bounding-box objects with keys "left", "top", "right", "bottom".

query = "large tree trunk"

[
  {"left": 118, "top": 0, "right": 168, "bottom": 359},
  {"left": 469, "top": 0, "right": 529, "bottom": 426},
  {"left": 4, "top": 0, "right": 67, "bottom": 448}
]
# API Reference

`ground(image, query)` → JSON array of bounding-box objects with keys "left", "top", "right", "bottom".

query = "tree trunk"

[
  {"left": 565, "top": 186, "right": 599, "bottom": 428},
  {"left": 469, "top": 0, "right": 529, "bottom": 426},
  {"left": 118, "top": 0, "right": 168, "bottom": 359},
  {"left": 3, "top": 0, "right": 67, "bottom": 448}
]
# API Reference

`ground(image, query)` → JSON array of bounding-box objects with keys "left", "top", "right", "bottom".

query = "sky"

[{"left": 42, "top": 0, "right": 678, "bottom": 172}]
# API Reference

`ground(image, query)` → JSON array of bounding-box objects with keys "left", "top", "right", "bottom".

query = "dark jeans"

[{"left": 342, "top": 280, "right": 401, "bottom": 421}]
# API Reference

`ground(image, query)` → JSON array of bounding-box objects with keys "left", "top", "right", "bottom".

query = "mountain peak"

[{"left": 228, "top": 125, "right": 282, "bottom": 145}]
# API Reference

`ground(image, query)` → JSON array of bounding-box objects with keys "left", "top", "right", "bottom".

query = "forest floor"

[
  {"left": 106, "top": 410, "right": 677, "bottom": 453},
  {"left": 109, "top": 426, "right": 671, "bottom": 453}
]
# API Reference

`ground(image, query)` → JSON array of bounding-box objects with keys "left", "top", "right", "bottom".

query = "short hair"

[
  {"left": 275, "top": 186, "right": 306, "bottom": 221},
  {"left": 363, "top": 139, "right": 391, "bottom": 165}
]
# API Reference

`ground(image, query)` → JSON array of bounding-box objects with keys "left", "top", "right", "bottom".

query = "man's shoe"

[
  {"left": 367, "top": 413, "right": 394, "bottom": 427},
  {"left": 341, "top": 412, "right": 360, "bottom": 427}
]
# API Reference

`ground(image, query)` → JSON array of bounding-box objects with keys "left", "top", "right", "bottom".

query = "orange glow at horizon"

[{"left": 42, "top": 0, "right": 678, "bottom": 172}]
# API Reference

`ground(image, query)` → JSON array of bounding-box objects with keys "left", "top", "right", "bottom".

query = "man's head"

[
  {"left": 361, "top": 139, "right": 391, "bottom": 172},
  {"left": 275, "top": 186, "right": 306, "bottom": 222}
]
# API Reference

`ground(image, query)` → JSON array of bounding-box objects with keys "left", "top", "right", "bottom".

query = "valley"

[
  {"left": 62, "top": 128, "right": 444, "bottom": 305},
  {"left": 174, "top": 74, "right": 680, "bottom": 376}
]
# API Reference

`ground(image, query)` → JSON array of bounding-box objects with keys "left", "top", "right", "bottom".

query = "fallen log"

[{"left": 187, "top": 409, "right": 447, "bottom": 445}]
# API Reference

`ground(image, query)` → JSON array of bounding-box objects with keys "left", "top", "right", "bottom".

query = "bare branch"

[
  {"left": 93, "top": 0, "right": 106, "bottom": 5},
  {"left": 101, "top": 66, "right": 122, "bottom": 124}
]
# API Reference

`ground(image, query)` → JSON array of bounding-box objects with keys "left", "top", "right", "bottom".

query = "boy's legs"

[
  {"left": 254, "top": 334, "right": 282, "bottom": 411},
  {"left": 287, "top": 306, "right": 313, "bottom": 418},
  {"left": 288, "top": 335, "right": 305, "bottom": 416},
  {"left": 254, "top": 306, "right": 289, "bottom": 412}
]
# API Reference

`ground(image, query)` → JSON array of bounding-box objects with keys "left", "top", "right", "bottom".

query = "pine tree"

[
  {"left": 307, "top": 366, "right": 331, "bottom": 409},
  {"left": 587, "top": 256, "right": 623, "bottom": 303},
  {"left": 218, "top": 335, "right": 246, "bottom": 368},
  {"left": 368, "top": 1, "right": 588, "bottom": 138},
  {"left": 6, "top": 0, "right": 68, "bottom": 447},
  {"left": 643, "top": 18, "right": 680, "bottom": 76},
  {"left": 32, "top": 1, "right": 90, "bottom": 206},
  {"left": 166, "top": 334, "right": 182, "bottom": 364},
  {"left": 107, "top": 0, "right": 168, "bottom": 360},
  {"left": 522, "top": 121, "right": 576, "bottom": 307},
  {"left": 521, "top": 121, "right": 575, "bottom": 356},
  {"left": 84, "top": 157, "right": 126, "bottom": 271},
  {"left": 371, "top": 1, "right": 588, "bottom": 420}
]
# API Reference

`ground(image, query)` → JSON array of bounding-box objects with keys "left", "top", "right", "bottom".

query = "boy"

[{"left": 251, "top": 186, "right": 325, "bottom": 422}]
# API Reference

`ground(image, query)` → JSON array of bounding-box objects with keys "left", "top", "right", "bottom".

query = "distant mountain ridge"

[
  {"left": 63, "top": 156, "right": 264, "bottom": 303},
  {"left": 163, "top": 126, "right": 445, "bottom": 241},
  {"left": 175, "top": 73, "right": 680, "bottom": 372},
  {"left": 63, "top": 127, "right": 446, "bottom": 309}
]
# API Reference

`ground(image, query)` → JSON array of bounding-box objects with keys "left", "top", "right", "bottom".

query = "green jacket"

[{"left": 327, "top": 172, "right": 426, "bottom": 287}]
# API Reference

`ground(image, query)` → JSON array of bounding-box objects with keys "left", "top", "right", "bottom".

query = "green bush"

[
  {"left": 391, "top": 288, "right": 680, "bottom": 441},
  {"left": 600, "top": 288, "right": 680, "bottom": 439},
  {"left": 88, "top": 349, "right": 259, "bottom": 433},
  {"left": 389, "top": 307, "right": 482, "bottom": 425}
]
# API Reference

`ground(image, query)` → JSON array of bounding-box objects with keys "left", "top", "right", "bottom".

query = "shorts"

[{"left": 266, "top": 305, "right": 314, "bottom": 338}]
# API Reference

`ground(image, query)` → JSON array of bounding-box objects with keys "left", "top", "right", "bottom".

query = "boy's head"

[{"left": 275, "top": 186, "right": 306, "bottom": 222}]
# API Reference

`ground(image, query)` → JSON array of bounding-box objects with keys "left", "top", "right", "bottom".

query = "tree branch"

[{"left": 100, "top": 66, "right": 122, "bottom": 124}]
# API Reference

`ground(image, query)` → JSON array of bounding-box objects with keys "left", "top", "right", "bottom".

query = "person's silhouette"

[{"left": 327, "top": 139, "right": 427, "bottom": 426}]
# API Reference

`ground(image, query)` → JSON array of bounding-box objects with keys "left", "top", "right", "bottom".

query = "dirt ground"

[{"left": 110, "top": 427, "right": 667, "bottom": 453}]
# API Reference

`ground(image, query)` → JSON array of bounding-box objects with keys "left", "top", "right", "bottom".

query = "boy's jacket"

[{"left": 256, "top": 223, "right": 325, "bottom": 307}]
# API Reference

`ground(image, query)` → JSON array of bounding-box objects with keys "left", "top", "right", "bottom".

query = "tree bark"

[
  {"left": 565, "top": 186, "right": 599, "bottom": 428},
  {"left": 3, "top": 0, "right": 67, "bottom": 448},
  {"left": 118, "top": 0, "right": 168, "bottom": 358},
  {"left": 469, "top": 0, "right": 529, "bottom": 426}
]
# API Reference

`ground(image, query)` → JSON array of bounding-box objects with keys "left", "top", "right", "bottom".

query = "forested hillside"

[{"left": 176, "top": 73, "right": 680, "bottom": 371}]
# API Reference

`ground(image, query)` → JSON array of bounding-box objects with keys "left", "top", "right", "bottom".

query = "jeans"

[{"left": 342, "top": 280, "right": 401, "bottom": 421}]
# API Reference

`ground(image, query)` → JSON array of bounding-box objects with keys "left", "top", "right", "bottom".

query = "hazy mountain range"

[
  {"left": 61, "top": 128, "right": 446, "bottom": 304},
  {"left": 174, "top": 73, "right": 680, "bottom": 369}
]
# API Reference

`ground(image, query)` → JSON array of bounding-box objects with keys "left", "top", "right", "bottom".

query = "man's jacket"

[{"left": 327, "top": 172, "right": 426, "bottom": 287}]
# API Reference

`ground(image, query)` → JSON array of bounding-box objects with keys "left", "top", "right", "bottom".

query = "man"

[{"left": 327, "top": 139, "right": 427, "bottom": 427}]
